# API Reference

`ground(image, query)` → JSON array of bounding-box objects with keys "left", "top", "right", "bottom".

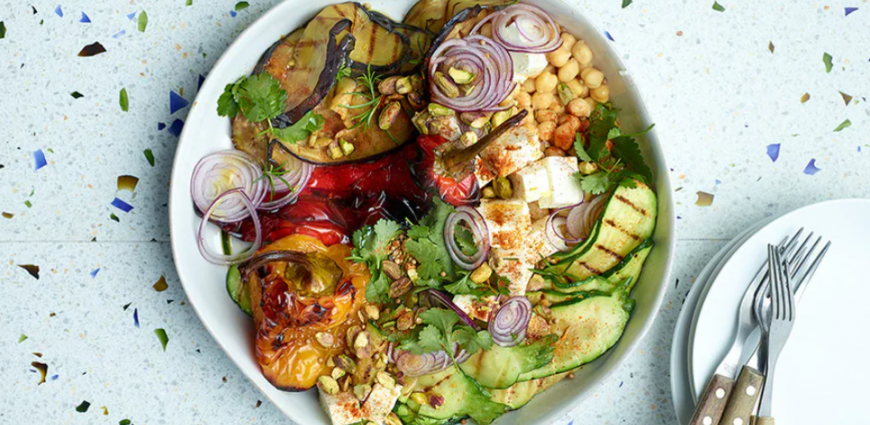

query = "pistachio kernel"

[
  {"left": 378, "top": 102, "right": 402, "bottom": 131},
  {"left": 354, "top": 383, "right": 372, "bottom": 401},
  {"left": 395, "top": 76, "right": 413, "bottom": 95},
  {"left": 410, "top": 392, "right": 428, "bottom": 406},
  {"left": 331, "top": 367, "right": 346, "bottom": 380},
  {"left": 317, "top": 376, "right": 339, "bottom": 395},
  {"left": 434, "top": 72, "right": 460, "bottom": 98},
  {"left": 382, "top": 260, "right": 404, "bottom": 280},
  {"left": 376, "top": 371, "right": 395, "bottom": 389},
  {"left": 315, "top": 332, "right": 334, "bottom": 348}
]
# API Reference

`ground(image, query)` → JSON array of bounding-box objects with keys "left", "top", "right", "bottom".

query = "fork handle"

[
  {"left": 721, "top": 366, "right": 765, "bottom": 425},
  {"left": 756, "top": 417, "right": 775, "bottom": 425},
  {"left": 689, "top": 373, "right": 734, "bottom": 425}
]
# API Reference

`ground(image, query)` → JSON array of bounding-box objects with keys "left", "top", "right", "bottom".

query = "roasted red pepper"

[{"left": 416, "top": 134, "right": 480, "bottom": 207}]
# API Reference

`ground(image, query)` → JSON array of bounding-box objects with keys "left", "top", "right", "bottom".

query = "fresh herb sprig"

[
  {"left": 349, "top": 219, "right": 403, "bottom": 303},
  {"left": 341, "top": 65, "right": 384, "bottom": 130},
  {"left": 574, "top": 103, "right": 654, "bottom": 195},
  {"left": 398, "top": 308, "right": 492, "bottom": 359},
  {"left": 217, "top": 74, "right": 324, "bottom": 145}
]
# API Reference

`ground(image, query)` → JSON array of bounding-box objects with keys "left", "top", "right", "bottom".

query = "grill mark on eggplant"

[
  {"left": 594, "top": 243, "right": 625, "bottom": 261},
  {"left": 273, "top": 19, "right": 355, "bottom": 128},
  {"left": 604, "top": 218, "right": 641, "bottom": 241},
  {"left": 348, "top": 8, "right": 412, "bottom": 75},
  {"left": 614, "top": 194, "right": 649, "bottom": 217}
]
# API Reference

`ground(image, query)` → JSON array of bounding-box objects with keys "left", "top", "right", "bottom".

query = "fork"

[{"left": 755, "top": 245, "right": 797, "bottom": 425}]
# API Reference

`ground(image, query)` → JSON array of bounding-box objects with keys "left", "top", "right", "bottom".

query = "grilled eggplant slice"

[{"left": 403, "top": 0, "right": 513, "bottom": 34}]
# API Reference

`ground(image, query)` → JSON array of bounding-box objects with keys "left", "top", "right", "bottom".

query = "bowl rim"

[{"left": 168, "top": 0, "right": 676, "bottom": 423}]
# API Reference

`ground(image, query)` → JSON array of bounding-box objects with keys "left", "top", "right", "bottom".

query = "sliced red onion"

[
  {"left": 576, "top": 194, "right": 608, "bottom": 239},
  {"left": 428, "top": 35, "right": 515, "bottom": 112},
  {"left": 546, "top": 203, "right": 582, "bottom": 251},
  {"left": 444, "top": 206, "right": 491, "bottom": 270},
  {"left": 426, "top": 289, "right": 480, "bottom": 331},
  {"left": 190, "top": 150, "right": 267, "bottom": 223},
  {"left": 197, "top": 188, "right": 262, "bottom": 265},
  {"left": 471, "top": 4, "right": 563, "bottom": 54},
  {"left": 258, "top": 157, "right": 315, "bottom": 211},
  {"left": 396, "top": 350, "right": 452, "bottom": 377},
  {"left": 489, "top": 296, "right": 532, "bottom": 347}
]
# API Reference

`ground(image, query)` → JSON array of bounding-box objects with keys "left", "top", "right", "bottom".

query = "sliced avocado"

[
  {"left": 458, "top": 335, "right": 557, "bottom": 389},
  {"left": 517, "top": 282, "right": 633, "bottom": 382},
  {"left": 404, "top": 366, "right": 508, "bottom": 425}
]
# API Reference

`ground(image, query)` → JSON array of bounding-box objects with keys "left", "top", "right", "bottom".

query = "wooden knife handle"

[
  {"left": 721, "top": 366, "right": 764, "bottom": 425},
  {"left": 756, "top": 417, "right": 774, "bottom": 425},
  {"left": 689, "top": 374, "right": 735, "bottom": 425}
]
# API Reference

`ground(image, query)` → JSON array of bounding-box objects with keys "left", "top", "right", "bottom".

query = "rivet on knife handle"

[
  {"left": 689, "top": 374, "right": 734, "bottom": 425},
  {"left": 721, "top": 366, "right": 764, "bottom": 425}
]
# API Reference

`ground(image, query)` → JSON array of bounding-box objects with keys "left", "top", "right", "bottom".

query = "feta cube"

[
  {"left": 509, "top": 161, "right": 550, "bottom": 203},
  {"left": 474, "top": 157, "right": 497, "bottom": 187},
  {"left": 477, "top": 199, "right": 531, "bottom": 250},
  {"left": 319, "top": 390, "right": 363, "bottom": 425},
  {"left": 511, "top": 52, "right": 548, "bottom": 83},
  {"left": 453, "top": 294, "right": 499, "bottom": 322},
  {"left": 361, "top": 383, "right": 403, "bottom": 424},
  {"left": 539, "top": 156, "right": 585, "bottom": 209},
  {"left": 478, "top": 126, "right": 544, "bottom": 178},
  {"left": 526, "top": 217, "right": 559, "bottom": 264},
  {"left": 492, "top": 249, "right": 534, "bottom": 296}
]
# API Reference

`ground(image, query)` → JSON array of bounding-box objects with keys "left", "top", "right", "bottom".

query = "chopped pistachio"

[
  {"left": 434, "top": 72, "right": 460, "bottom": 98},
  {"left": 396, "top": 77, "right": 413, "bottom": 95},
  {"left": 482, "top": 187, "right": 497, "bottom": 198},
  {"left": 364, "top": 304, "right": 380, "bottom": 321},
  {"left": 459, "top": 131, "right": 479, "bottom": 147},
  {"left": 491, "top": 107, "right": 517, "bottom": 128},
  {"left": 382, "top": 260, "right": 403, "bottom": 280},
  {"left": 407, "top": 268, "right": 419, "bottom": 282},
  {"left": 578, "top": 161, "right": 599, "bottom": 175},
  {"left": 379, "top": 102, "right": 402, "bottom": 130},
  {"left": 345, "top": 326, "right": 362, "bottom": 349},
  {"left": 493, "top": 176, "right": 513, "bottom": 199},
  {"left": 315, "top": 332, "right": 334, "bottom": 348},
  {"left": 339, "top": 139, "right": 355, "bottom": 156},
  {"left": 461, "top": 84, "right": 476, "bottom": 96},
  {"left": 397, "top": 311, "right": 414, "bottom": 331},
  {"left": 378, "top": 76, "right": 402, "bottom": 95},
  {"left": 409, "top": 74, "right": 424, "bottom": 92},
  {"left": 558, "top": 83, "right": 575, "bottom": 105},
  {"left": 385, "top": 412, "right": 403, "bottom": 425},
  {"left": 448, "top": 67, "right": 475, "bottom": 84},
  {"left": 329, "top": 142, "right": 344, "bottom": 159},
  {"left": 470, "top": 263, "right": 493, "bottom": 284},
  {"left": 354, "top": 331, "right": 370, "bottom": 349},
  {"left": 354, "top": 384, "right": 373, "bottom": 401},
  {"left": 412, "top": 111, "right": 430, "bottom": 135},
  {"left": 470, "top": 115, "right": 490, "bottom": 129},
  {"left": 410, "top": 392, "right": 428, "bottom": 406},
  {"left": 376, "top": 371, "right": 396, "bottom": 389},
  {"left": 407, "top": 91, "right": 426, "bottom": 110},
  {"left": 335, "top": 355, "right": 357, "bottom": 373},
  {"left": 331, "top": 367, "right": 346, "bottom": 380},
  {"left": 314, "top": 137, "right": 334, "bottom": 148},
  {"left": 317, "top": 376, "right": 340, "bottom": 395},
  {"left": 428, "top": 103, "right": 455, "bottom": 117}
]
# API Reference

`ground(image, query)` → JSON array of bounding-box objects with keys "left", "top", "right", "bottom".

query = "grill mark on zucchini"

[
  {"left": 594, "top": 243, "right": 625, "bottom": 261},
  {"left": 603, "top": 218, "right": 641, "bottom": 241},
  {"left": 577, "top": 262, "right": 602, "bottom": 275},
  {"left": 614, "top": 194, "right": 649, "bottom": 216},
  {"left": 422, "top": 374, "right": 453, "bottom": 393}
]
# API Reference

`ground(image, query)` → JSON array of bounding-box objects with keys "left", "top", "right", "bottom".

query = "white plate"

[
  {"left": 690, "top": 199, "right": 870, "bottom": 423},
  {"left": 671, "top": 217, "right": 773, "bottom": 424},
  {"left": 168, "top": 1, "right": 675, "bottom": 424}
]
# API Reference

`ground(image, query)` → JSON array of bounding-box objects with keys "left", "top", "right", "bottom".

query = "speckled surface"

[{"left": 1, "top": 1, "right": 867, "bottom": 424}]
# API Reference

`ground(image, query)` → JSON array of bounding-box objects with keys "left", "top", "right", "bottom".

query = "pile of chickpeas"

[{"left": 511, "top": 30, "right": 610, "bottom": 156}]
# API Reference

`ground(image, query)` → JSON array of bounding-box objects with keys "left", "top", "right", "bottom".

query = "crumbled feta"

[
  {"left": 538, "top": 156, "right": 585, "bottom": 209},
  {"left": 491, "top": 248, "right": 534, "bottom": 296},
  {"left": 453, "top": 294, "right": 499, "bottom": 322},
  {"left": 478, "top": 126, "right": 544, "bottom": 179},
  {"left": 509, "top": 161, "right": 550, "bottom": 202},
  {"left": 477, "top": 199, "right": 531, "bottom": 250},
  {"left": 319, "top": 390, "right": 363, "bottom": 425},
  {"left": 499, "top": 21, "right": 549, "bottom": 83},
  {"left": 526, "top": 217, "right": 559, "bottom": 263},
  {"left": 361, "top": 383, "right": 403, "bottom": 424}
]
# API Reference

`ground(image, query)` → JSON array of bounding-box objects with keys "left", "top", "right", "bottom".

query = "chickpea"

[
  {"left": 544, "top": 64, "right": 556, "bottom": 75},
  {"left": 537, "top": 121, "right": 557, "bottom": 142},
  {"left": 566, "top": 79, "right": 589, "bottom": 98},
  {"left": 590, "top": 84, "right": 610, "bottom": 103},
  {"left": 535, "top": 110, "right": 558, "bottom": 123},
  {"left": 559, "top": 114, "right": 582, "bottom": 132},
  {"left": 567, "top": 97, "right": 593, "bottom": 117},
  {"left": 522, "top": 78, "right": 537, "bottom": 93},
  {"left": 515, "top": 91, "right": 532, "bottom": 109},
  {"left": 531, "top": 92, "right": 555, "bottom": 110},
  {"left": 560, "top": 33, "right": 577, "bottom": 52},
  {"left": 546, "top": 46, "right": 571, "bottom": 68},
  {"left": 480, "top": 23, "right": 493, "bottom": 38},
  {"left": 584, "top": 97, "right": 598, "bottom": 111},
  {"left": 572, "top": 42, "right": 593, "bottom": 66},
  {"left": 535, "top": 72, "right": 559, "bottom": 94},
  {"left": 549, "top": 101, "right": 565, "bottom": 114},
  {"left": 544, "top": 146, "right": 566, "bottom": 157},
  {"left": 581, "top": 67, "right": 604, "bottom": 89},
  {"left": 558, "top": 59, "right": 581, "bottom": 83},
  {"left": 553, "top": 123, "right": 576, "bottom": 150},
  {"left": 498, "top": 96, "right": 516, "bottom": 108}
]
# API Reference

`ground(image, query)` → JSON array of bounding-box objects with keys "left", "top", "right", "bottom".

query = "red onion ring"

[
  {"left": 197, "top": 188, "right": 262, "bottom": 265},
  {"left": 428, "top": 35, "right": 515, "bottom": 112},
  {"left": 546, "top": 203, "right": 583, "bottom": 251},
  {"left": 444, "top": 206, "right": 491, "bottom": 271},
  {"left": 576, "top": 194, "right": 608, "bottom": 239},
  {"left": 489, "top": 296, "right": 532, "bottom": 347},
  {"left": 425, "top": 289, "right": 481, "bottom": 331},
  {"left": 471, "top": 4, "right": 563, "bottom": 54},
  {"left": 190, "top": 150, "right": 267, "bottom": 223},
  {"left": 258, "top": 157, "right": 315, "bottom": 211}
]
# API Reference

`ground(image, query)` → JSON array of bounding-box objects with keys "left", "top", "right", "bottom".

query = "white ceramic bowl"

[{"left": 169, "top": 1, "right": 675, "bottom": 423}]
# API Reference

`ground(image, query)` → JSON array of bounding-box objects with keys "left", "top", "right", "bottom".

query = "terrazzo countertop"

[{"left": 1, "top": 1, "right": 867, "bottom": 424}]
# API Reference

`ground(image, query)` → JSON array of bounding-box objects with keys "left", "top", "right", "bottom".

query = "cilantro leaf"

[
  {"left": 452, "top": 328, "right": 492, "bottom": 356},
  {"left": 419, "top": 308, "right": 459, "bottom": 334},
  {"left": 236, "top": 74, "right": 287, "bottom": 123},
  {"left": 271, "top": 110, "right": 325, "bottom": 144},
  {"left": 349, "top": 218, "right": 402, "bottom": 303},
  {"left": 453, "top": 225, "right": 478, "bottom": 257},
  {"left": 217, "top": 82, "right": 241, "bottom": 118},
  {"left": 444, "top": 272, "right": 484, "bottom": 296},
  {"left": 365, "top": 272, "right": 390, "bottom": 305},
  {"left": 407, "top": 224, "right": 430, "bottom": 240},
  {"left": 610, "top": 135, "right": 653, "bottom": 183},
  {"left": 405, "top": 239, "right": 445, "bottom": 281},
  {"left": 576, "top": 171, "right": 619, "bottom": 195},
  {"left": 586, "top": 103, "right": 619, "bottom": 161},
  {"left": 418, "top": 325, "right": 448, "bottom": 352},
  {"left": 573, "top": 133, "right": 593, "bottom": 162}
]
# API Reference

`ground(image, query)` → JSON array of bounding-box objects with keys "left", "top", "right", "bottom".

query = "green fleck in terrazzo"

[
  {"left": 235, "top": 2, "right": 250, "bottom": 11},
  {"left": 155, "top": 328, "right": 169, "bottom": 351},
  {"left": 138, "top": 11, "right": 148, "bottom": 32},
  {"left": 712, "top": 2, "right": 725, "bottom": 12},
  {"left": 834, "top": 119, "right": 851, "bottom": 132},
  {"left": 120, "top": 88, "right": 129, "bottom": 112},
  {"left": 823, "top": 53, "right": 833, "bottom": 73},
  {"left": 143, "top": 149, "right": 155, "bottom": 166},
  {"left": 76, "top": 401, "right": 91, "bottom": 413}
]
